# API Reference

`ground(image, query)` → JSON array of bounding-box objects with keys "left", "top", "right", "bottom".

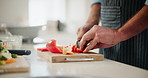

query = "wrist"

[
  {"left": 84, "top": 20, "right": 98, "bottom": 29},
  {"left": 86, "top": 18, "right": 99, "bottom": 25},
  {"left": 116, "top": 28, "right": 131, "bottom": 42}
]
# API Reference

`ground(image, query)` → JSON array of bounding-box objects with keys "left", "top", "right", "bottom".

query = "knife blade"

[
  {"left": 76, "top": 40, "right": 80, "bottom": 48},
  {"left": 76, "top": 40, "right": 88, "bottom": 49}
]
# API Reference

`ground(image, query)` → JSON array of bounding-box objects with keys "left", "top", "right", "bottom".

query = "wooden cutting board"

[
  {"left": 38, "top": 51, "right": 104, "bottom": 63},
  {"left": 0, "top": 56, "right": 29, "bottom": 73}
]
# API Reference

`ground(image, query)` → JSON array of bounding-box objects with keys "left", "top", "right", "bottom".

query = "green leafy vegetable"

[
  {"left": 1, "top": 49, "right": 9, "bottom": 53},
  {"left": 0, "top": 56, "right": 7, "bottom": 60},
  {"left": 11, "top": 54, "right": 18, "bottom": 58}
]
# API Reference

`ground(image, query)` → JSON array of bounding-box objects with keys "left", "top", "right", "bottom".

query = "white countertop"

[{"left": 1, "top": 43, "right": 148, "bottom": 78}]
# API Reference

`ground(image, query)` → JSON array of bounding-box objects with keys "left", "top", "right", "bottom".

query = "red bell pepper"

[
  {"left": 45, "top": 40, "right": 83, "bottom": 54},
  {"left": 46, "top": 40, "right": 62, "bottom": 53},
  {"left": 72, "top": 45, "right": 83, "bottom": 53},
  {"left": 37, "top": 48, "right": 48, "bottom": 51}
]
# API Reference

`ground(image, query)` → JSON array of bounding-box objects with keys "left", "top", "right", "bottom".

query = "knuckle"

[
  {"left": 81, "top": 26, "right": 89, "bottom": 31},
  {"left": 92, "top": 25, "right": 99, "bottom": 31},
  {"left": 77, "top": 36, "right": 81, "bottom": 40},
  {"left": 83, "top": 34, "right": 89, "bottom": 41},
  {"left": 93, "top": 25, "right": 98, "bottom": 28},
  {"left": 83, "top": 34, "right": 87, "bottom": 38},
  {"left": 81, "top": 27, "right": 87, "bottom": 31},
  {"left": 87, "top": 46, "right": 93, "bottom": 50},
  {"left": 95, "top": 33, "right": 100, "bottom": 37}
]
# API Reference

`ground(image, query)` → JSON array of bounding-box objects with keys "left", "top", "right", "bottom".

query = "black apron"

[{"left": 99, "top": 0, "right": 148, "bottom": 70}]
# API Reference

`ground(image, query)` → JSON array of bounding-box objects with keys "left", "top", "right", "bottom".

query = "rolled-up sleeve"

[
  {"left": 145, "top": 0, "right": 148, "bottom": 5},
  {"left": 92, "top": 0, "right": 102, "bottom": 5}
]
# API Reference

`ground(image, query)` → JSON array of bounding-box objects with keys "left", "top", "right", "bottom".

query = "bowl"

[
  {"left": 0, "top": 41, "right": 20, "bottom": 49},
  {"left": 7, "top": 25, "right": 43, "bottom": 40}
]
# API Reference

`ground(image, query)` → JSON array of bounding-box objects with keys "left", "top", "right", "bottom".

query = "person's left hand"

[{"left": 79, "top": 25, "right": 122, "bottom": 52}]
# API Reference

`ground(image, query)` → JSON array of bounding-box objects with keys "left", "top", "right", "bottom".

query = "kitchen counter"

[{"left": 1, "top": 43, "right": 148, "bottom": 78}]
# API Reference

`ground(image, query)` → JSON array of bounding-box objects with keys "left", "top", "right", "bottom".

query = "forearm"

[
  {"left": 86, "top": 3, "right": 101, "bottom": 26},
  {"left": 118, "top": 5, "right": 148, "bottom": 41}
]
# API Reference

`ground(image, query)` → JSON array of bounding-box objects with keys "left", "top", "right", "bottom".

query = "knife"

[
  {"left": 8, "top": 50, "right": 31, "bottom": 55},
  {"left": 76, "top": 40, "right": 80, "bottom": 48},
  {"left": 76, "top": 40, "right": 88, "bottom": 49}
]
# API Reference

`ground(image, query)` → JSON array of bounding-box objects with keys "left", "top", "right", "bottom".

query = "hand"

[
  {"left": 77, "top": 23, "right": 94, "bottom": 40},
  {"left": 79, "top": 25, "right": 121, "bottom": 52}
]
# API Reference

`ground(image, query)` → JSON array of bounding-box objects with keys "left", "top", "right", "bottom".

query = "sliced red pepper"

[
  {"left": 37, "top": 48, "right": 48, "bottom": 51},
  {"left": 72, "top": 45, "right": 83, "bottom": 53},
  {"left": 76, "top": 48, "right": 83, "bottom": 52},
  {"left": 72, "top": 45, "right": 76, "bottom": 52},
  {"left": 46, "top": 40, "right": 62, "bottom": 53},
  {"left": 46, "top": 40, "right": 83, "bottom": 54}
]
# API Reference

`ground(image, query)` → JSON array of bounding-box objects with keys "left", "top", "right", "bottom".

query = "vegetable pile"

[
  {"left": 0, "top": 40, "right": 17, "bottom": 65},
  {"left": 38, "top": 40, "right": 83, "bottom": 55}
]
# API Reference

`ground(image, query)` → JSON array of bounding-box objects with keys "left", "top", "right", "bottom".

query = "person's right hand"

[
  {"left": 77, "top": 24, "right": 94, "bottom": 40},
  {"left": 79, "top": 25, "right": 122, "bottom": 52}
]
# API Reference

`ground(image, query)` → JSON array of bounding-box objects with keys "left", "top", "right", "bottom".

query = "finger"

[
  {"left": 83, "top": 39, "right": 97, "bottom": 53},
  {"left": 79, "top": 27, "right": 96, "bottom": 50},
  {"left": 79, "top": 33, "right": 92, "bottom": 50},
  {"left": 79, "top": 36, "right": 87, "bottom": 50},
  {"left": 77, "top": 31, "right": 86, "bottom": 40},
  {"left": 77, "top": 33, "right": 83, "bottom": 40}
]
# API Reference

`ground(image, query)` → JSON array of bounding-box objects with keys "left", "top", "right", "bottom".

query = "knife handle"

[{"left": 8, "top": 50, "right": 31, "bottom": 55}]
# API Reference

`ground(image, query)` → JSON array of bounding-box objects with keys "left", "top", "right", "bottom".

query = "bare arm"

[
  {"left": 86, "top": 3, "right": 101, "bottom": 25},
  {"left": 79, "top": 5, "right": 148, "bottom": 52},
  {"left": 118, "top": 5, "right": 148, "bottom": 41}
]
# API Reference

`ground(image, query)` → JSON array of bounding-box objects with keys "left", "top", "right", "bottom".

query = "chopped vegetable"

[
  {"left": 0, "top": 61, "right": 6, "bottom": 65},
  {"left": 11, "top": 54, "right": 18, "bottom": 58},
  {"left": 0, "top": 52, "right": 12, "bottom": 59},
  {"left": 0, "top": 40, "right": 18, "bottom": 65},
  {"left": 45, "top": 40, "right": 83, "bottom": 55},
  {"left": 46, "top": 40, "right": 63, "bottom": 53},
  {"left": 5, "top": 58, "right": 16, "bottom": 64},
  {"left": 0, "top": 56, "right": 7, "bottom": 60},
  {"left": 37, "top": 48, "right": 48, "bottom": 51},
  {"left": 72, "top": 45, "right": 83, "bottom": 52},
  {"left": 63, "top": 45, "right": 74, "bottom": 55},
  {"left": 1, "top": 49, "right": 9, "bottom": 53}
]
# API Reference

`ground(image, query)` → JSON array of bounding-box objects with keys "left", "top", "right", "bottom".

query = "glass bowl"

[
  {"left": 0, "top": 40, "right": 22, "bottom": 50},
  {"left": 0, "top": 35, "right": 22, "bottom": 49}
]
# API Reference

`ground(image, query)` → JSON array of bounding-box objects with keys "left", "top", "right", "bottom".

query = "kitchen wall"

[
  {"left": 0, "top": 0, "right": 29, "bottom": 26},
  {"left": 0, "top": 0, "right": 92, "bottom": 33},
  {"left": 65, "top": 0, "right": 92, "bottom": 33}
]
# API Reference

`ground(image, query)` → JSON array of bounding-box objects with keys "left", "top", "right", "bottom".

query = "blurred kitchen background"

[{"left": 0, "top": 0, "right": 92, "bottom": 46}]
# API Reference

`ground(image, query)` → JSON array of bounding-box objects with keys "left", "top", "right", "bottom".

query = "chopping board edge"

[{"left": 38, "top": 51, "right": 104, "bottom": 63}]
